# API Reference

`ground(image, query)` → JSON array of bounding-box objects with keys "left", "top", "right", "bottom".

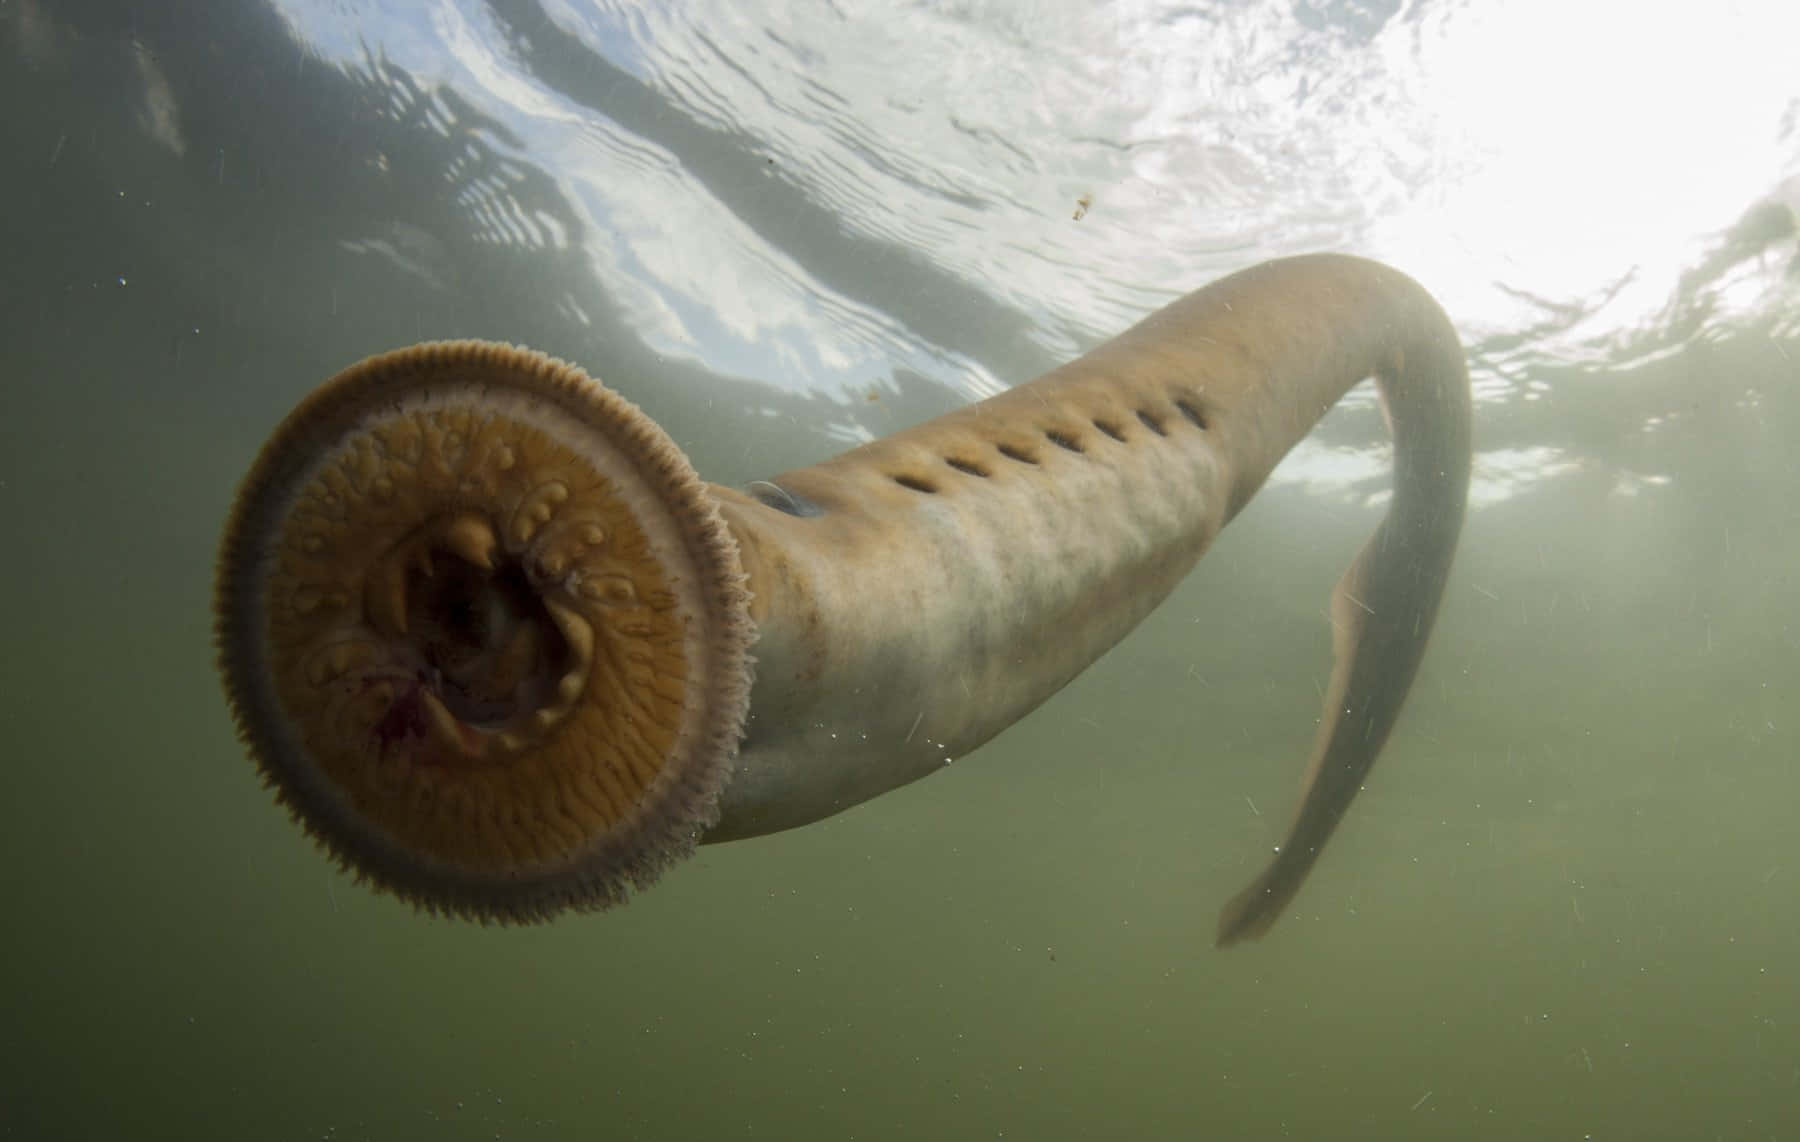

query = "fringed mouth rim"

[{"left": 214, "top": 340, "right": 754, "bottom": 923}]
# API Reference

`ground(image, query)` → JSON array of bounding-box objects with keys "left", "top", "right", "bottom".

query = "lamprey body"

[{"left": 215, "top": 254, "right": 1470, "bottom": 944}]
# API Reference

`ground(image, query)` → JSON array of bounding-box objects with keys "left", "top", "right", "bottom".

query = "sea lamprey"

[{"left": 215, "top": 253, "right": 1471, "bottom": 945}]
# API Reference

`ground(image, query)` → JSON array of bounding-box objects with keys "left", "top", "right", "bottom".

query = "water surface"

[{"left": 3, "top": 1, "right": 1797, "bottom": 1138}]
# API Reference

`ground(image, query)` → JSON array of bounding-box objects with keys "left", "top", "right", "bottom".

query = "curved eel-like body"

[{"left": 216, "top": 253, "right": 1469, "bottom": 945}]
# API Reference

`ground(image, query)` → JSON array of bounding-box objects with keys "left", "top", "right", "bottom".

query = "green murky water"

[{"left": 4, "top": 2, "right": 1797, "bottom": 1139}]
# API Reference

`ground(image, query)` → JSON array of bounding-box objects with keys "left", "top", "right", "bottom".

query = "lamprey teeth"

[
  {"left": 555, "top": 671, "right": 584, "bottom": 705},
  {"left": 575, "top": 574, "right": 635, "bottom": 606},
  {"left": 420, "top": 689, "right": 482, "bottom": 760},
  {"left": 543, "top": 597, "right": 595, "bottom": 667},
  {"left": 441, "top": 514, "right": 496, "bottom": 571},
  {"left": 510, "top": 481, "right": 569, "bottom": 546}
]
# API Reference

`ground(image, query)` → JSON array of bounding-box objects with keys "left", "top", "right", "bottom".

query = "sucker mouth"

[
  {"left": 214, "top": 340, "right": 753, "bottom": 921},
  {"left": 357, "top": 512, "right": 586, "bottom": 763}
]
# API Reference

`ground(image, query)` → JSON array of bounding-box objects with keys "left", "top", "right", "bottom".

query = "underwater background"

[{"left": 3, "top": 0, "right": 1797, "bottom": 1138}]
